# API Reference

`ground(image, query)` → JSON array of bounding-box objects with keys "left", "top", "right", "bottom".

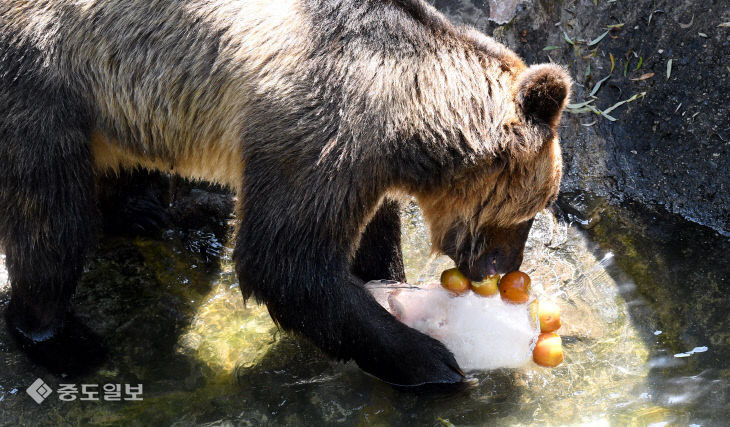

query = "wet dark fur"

[{"left": 0, "top": 0, "right": 569, "bottom": 386}]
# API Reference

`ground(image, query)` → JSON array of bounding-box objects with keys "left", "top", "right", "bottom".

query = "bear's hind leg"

[
  {"left": 351, "top": 198, "right": 406, "bottom": 282},
  {"left": 0, "top": 85, "right": 97, "bottom": 344}
]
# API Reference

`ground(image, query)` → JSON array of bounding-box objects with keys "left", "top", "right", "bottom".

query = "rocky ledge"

[{"left": 431, "top": 0, "right": 730, "bottom": 235}]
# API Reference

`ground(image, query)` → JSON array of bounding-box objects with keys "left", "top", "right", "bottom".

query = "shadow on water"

[
  {"left": 1, "top": 189, "right": 729, "bottom": 426},
  {"left": 0, "top": 191, "right": 527, "bottom": 425},
  {"left": 0, "top": 233, "right": 226, "bottom": 423},
  {"left": 557, "top": 192, "right": 730, "bottom": 424},
  {"left": 233, "top": 336, "right": 523, "bottom": 425}
]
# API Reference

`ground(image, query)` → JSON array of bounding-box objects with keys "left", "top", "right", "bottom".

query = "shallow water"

[{"left": 0, "top": 193, "right": 728, "bottom": 426}]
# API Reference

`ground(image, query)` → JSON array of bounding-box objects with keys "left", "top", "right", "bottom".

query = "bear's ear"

[{"left": 516, "top": 64, "right": 572, "bottom": 128}]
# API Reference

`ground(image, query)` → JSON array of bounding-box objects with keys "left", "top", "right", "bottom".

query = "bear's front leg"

[
  {"left": 0, "top": 83, "right": 106, "bottom": 374},
  {"left": 234, "top": 188, "right": 463, "bottom": 386},
  {"left": 351, "top": 198, "right": 406, "bottom": 282}
]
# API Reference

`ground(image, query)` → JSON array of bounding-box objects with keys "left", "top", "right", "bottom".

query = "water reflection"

[
  {"left": 0, "top": 193, "right": 728, "bottom": 424},
  {"left": 558, "top": 193, "right": 730, "bottom": 425}
]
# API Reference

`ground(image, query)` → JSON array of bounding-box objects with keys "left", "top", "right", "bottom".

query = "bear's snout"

[
  {"left": 445, "top": 219, "right": 534, "bottom": 281},
  {"left": 458, "top": 250, "right": 523, "bottom": 282},
  {"left": 456, "top": 253, "right": 497, "bottom": 282}
]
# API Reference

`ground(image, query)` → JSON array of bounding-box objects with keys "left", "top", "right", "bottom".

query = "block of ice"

[{"left": 367, "top": 281, "right": 539, "bottom": 370}]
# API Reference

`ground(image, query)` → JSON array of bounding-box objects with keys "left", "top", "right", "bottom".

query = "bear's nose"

[
  {"left": 458, "top": 253, "right": 498, "bottom": 282},
  {"left": 459, "top": 251, "right": 524, "bottom": 282},
  {"left": 484, "top": 261, "right": 499, "bottom": 277}
]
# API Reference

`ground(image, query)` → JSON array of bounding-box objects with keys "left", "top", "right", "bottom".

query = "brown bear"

[{"left": 0, "top": 0, "right": 569, "bottom": 386}]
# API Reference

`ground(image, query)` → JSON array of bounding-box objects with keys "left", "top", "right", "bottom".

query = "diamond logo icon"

[{"left": 27, "top": 378, "right": 52, "bottom": 404}]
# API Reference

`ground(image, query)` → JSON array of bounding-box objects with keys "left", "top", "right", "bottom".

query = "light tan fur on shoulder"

[{"left": 2, "top": 0, "right": 312, "bottom": 191}]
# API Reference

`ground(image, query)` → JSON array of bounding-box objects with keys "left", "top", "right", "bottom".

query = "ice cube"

[{"left": 366, "top": 281, "right": 539, "bottom": 370}]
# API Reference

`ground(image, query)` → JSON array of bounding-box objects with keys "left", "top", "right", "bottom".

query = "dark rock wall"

[{"left": 429, "top": 0, "right": 730, "bottom": 235}]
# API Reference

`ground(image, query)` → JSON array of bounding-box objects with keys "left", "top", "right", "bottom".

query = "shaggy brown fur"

[{"left": 0, "top": 0, "right": 570, "bottom": 386}]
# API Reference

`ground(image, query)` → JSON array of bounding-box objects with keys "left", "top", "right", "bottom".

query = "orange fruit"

[
  {"left": 533, "top": 332, "right": 564, "bottom": 367},
  {"left": 471, "top": 274, "right": 500, "bottom": 296},
  {"left": 538, "top": 300, "right": 562, "bottom": 332},
  {"left": 440, "top": 268, "right": 470, "bottom": 294},
  {"left": 498, "top": 271, "right": 531, "bottom": 303}
]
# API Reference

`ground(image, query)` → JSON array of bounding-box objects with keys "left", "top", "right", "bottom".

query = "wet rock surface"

[
  {"left": 429, "top": 0, "right": 730, "bottom": 234},
  {"left": 4, "top": 193, "right": 728, "bottom": 425}
]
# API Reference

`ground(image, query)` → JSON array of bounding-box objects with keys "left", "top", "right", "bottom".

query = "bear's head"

[{"left": 416, "top": 63, "right": 571, "bottom": 281}]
